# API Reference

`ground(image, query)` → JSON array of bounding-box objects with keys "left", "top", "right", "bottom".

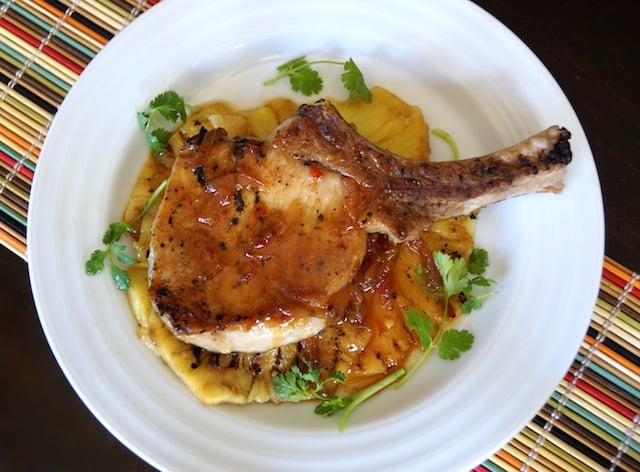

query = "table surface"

[{"left": 0, "top": 1, "right": 638, "bottom": 470}]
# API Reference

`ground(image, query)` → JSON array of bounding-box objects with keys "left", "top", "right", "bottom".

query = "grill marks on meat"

[
  {"left": 271, "top": 101, "right": 572, "bottom": 242},
  {"left": 149, "top": 101, "right": 571, "bottom": 354}
]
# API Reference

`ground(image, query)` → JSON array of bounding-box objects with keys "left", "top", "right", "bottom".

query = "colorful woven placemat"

[
  {"left": 476, "top": 259, "right": 639, "bottom": 472},
  {"left": 1, "top": 1, "right": 638, "bottom": 470}
]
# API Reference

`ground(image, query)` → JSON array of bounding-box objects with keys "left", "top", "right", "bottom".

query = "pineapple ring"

[{"left": 124, "top": 87, "right": 475, "bottom": 404}]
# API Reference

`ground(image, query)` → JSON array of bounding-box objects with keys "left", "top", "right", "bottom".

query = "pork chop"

[{"left": 148, "top": 101, "right": 571, "bottom": 353}]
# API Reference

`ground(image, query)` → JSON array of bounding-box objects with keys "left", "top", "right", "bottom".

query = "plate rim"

[{"left": 26, "top": 0, "right": 605, "bottom": 470}]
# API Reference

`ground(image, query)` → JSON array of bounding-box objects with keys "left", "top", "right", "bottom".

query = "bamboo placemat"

[{"left": 1, "top": 1, "right": 638, "bottom": 470}]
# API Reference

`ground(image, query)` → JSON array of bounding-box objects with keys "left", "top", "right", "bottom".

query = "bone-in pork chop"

[{"left": 148, "top": 101, "right": 571, "bottom": 353}]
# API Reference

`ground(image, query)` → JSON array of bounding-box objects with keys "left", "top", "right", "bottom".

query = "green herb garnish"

[
  {"left": 85, "top": 179, "right": 168, "bottom": 290},
  {"left": 395, "top": 248, "right": 495, "bottom": 388},
  {"left": 136, "top": 90, "right": 188, "bottom": 153},
  {"left": 264, "top": 55, "right": 372, "bottom": 102},
  {"left": 273, "top": 358, "right": 346, "bottom": 403},
  {"left": 85, "top": 222, "right": 136, "bottom": 290},
  {"left": 273, "top": 359, "right": 404, "bottom": 432},
  {"left": 315, "top": 368, "right": 405, "bottom": 432},
  {"left": 341, "top": 58, "right": 372, "bottom": 102},
  {"left": 87, "top": 90, "right": 181, "bottom": 288},
  {"left": 432, "top": 128, "right": 460, "bottom": 161},
  {"left": 460, "top": 248, "right": 496, "bottom": 313}
]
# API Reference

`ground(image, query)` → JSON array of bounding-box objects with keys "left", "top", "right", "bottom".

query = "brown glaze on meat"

[
  {"left": 148, "top": 127, "right": 368, "bottom": 353},
  {"left": 149, "top": 101, "right": 571, "bottom": 354}
]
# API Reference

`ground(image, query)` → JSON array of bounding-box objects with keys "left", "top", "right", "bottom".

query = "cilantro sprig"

[
  {"left": 461, "top": 248, "right": 497, "bottom": 313},
  {"left": 136, "top": 91, "right": 188, "bottom": 153},
  {"left": 314, "top": 368, "right": 405, "bottom": 432},
  {"left": 395, "top": 248, "right": 496, "bottom": 388},
  {"left": 273, "top": 359, "right": 405, "bottom": 432},
  {"left": 87, "top": 90, "right": 182, "bottom": 289},
  {"left": 274, "top": 248, "right": 495, "bottom": 425},
  {"left": 264, "top": 55, "right": 372, "bottom": 102},
  {"left": 85, "top": 179, "right": 168, "bottom": 290},
  {"left": 273, "top": 359, "right": 346, "bottom": 403},
  {"left": 85, "top": 222, "right": 136, "bottom": 290}
]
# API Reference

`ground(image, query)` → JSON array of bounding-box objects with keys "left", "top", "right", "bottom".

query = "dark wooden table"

[{"left": 1, "top": 1, "right": 637, "bottom": 470}]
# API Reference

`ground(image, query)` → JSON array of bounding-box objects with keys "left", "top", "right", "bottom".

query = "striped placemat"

[
  {"left": 0, "top": 0, "right": 154, "bottom": 257},
  {"left": 476, "top": 258, "right": 640, "bottom": 472},
  {"left": 1, "top": 2, "right": 638, "bottom": 470}
]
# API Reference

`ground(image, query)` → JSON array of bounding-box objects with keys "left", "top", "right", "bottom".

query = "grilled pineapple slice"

[
  {"left": 167, "top": 97, "right": 299, "bottom": 153},
  {"left": 124, "top": 87, "right": 475, "bottom": 404},
  {"left": 331, "top": 86, "right": 429, "bottom": 161},
  {"left": 129, "top": 261, "right": 298, "bottom": 404}
]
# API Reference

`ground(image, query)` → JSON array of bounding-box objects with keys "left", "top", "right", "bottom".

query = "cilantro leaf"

[
  {"left": 113, "top": 244, "right": 137, "bottom": 265},
  {"left": 460, "top": 296, "right": 483, "bottom": 314},
  {"left": 272, "top": 368, "right": 316, "bottom": 403},
  {"left": 138, "top": 90, "right": 188, "bottom": 154},
  {"left": 460, "top": 280, "right": 497, "bottom": 314},
  {"left": 290, "top": 67, "right": 323, "bottom": 96},
  {"left": 136, "top": 111, "right": 150, "bottom": 131},
  {"left": 85, "top": 180, "right": 168, "bottom": 290},
  {"left": 270, "top": 56, "right": 323, "bottom": 95},
  {"left": 85, "top": 249, "right": 107, "bottom": 275},
  {"left": 460, "top": 249, "right": 497, "bottom": 314},
  {"left": 148, "top": 128, "right": 174, "bottom": 154},
  {"left": 102, "top": 222, "right": 133, "bottom": 246},
  {"left": 272, "top": 358, "right": 403, "bottom": 431},
  {"left": 330, "top": 370, "right": 347, "bottom": 383},
  {"left": 265, "top": 55, "right": 372, "bottom": 102},
  {"left": 433, "top": 251, "right": 470, "bottom": 298},
  {"left": 314, "top": 396, "right": 349, "bottom": 417},
  {"left": 468, "top": 247, "right": 489, "bottom": 275},
  {"left": 149, "top": 91, "right": 187, "bottom": 123},
  {"left": 86, "top": 92, "right": 179, "bottom": 289},
  {"left": 404, "top": 307, "right": 434, "bottom": 349},
  {"left": 111, "top": 264, "right": 132, "bottom": 291},
  {"left": 85, "top": 223, "right": 135, "bottom": 290},
  {"left": 272, "top": 359, "right": 344, "bottom": 404},
  {"left": 342, "top": 58, "right": 371, "bottom": 102},
  {"left": 396, "top": 248, "right": 496, "bottom": 388},
  {"left": 438, "top": 329, "right": 474, "bottom": 360},
  {"left": 469, "top": 275, "right": 494, "bottom": 287}
]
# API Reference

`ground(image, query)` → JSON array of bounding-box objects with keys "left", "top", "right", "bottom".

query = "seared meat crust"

[
  {"left": 271, "top": 101, "right": 571, "bottom": 241},
  {"left": 148, "top": 101, "right": 571, "bottom": 353}
]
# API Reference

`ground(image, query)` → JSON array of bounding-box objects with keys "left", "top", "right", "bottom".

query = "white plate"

[{"left": 27, "top": 0, "right": 604, "bottom": 470}]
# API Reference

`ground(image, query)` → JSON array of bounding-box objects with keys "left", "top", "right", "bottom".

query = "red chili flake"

[{"left": 309, "top": 165, "right": 324, "bottom": 179}]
